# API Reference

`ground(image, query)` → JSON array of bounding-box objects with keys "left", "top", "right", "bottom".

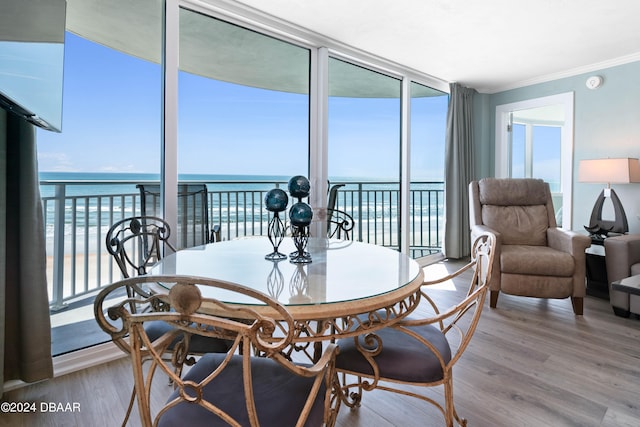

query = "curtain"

[
  {"left": 443, "top": 83, "right": 476, "bottom": 259},
  {"left": 0, "top": 110, "right": 53, "bottom": 396}
]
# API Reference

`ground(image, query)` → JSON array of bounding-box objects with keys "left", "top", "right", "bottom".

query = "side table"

[
  {"left": 611, "top": 275, "right": 640, "bottom": 296},
  {"left": 584, "top": 235, "right": 609, "bottom": 299}
]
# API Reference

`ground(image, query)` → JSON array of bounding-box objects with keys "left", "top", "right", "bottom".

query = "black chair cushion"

[
  {"left": 158, "top": 353, "right": 326, "bottom": 427},
  {"left": 144, "top": 321, "right": 231, "bottom": 354},
  {"left": 336, "top": 323, "right": 452, "bottom": 383}
]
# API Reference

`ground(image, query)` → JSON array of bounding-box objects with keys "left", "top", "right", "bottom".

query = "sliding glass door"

[
  {"left": 327, "top": 57, "right": 402, "bottom": 249},
  {"left": 410, "top": 82, "right": 448, "bottom": 257}
]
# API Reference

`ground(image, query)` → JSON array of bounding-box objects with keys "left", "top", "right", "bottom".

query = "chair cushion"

[
  {"left": 501, "top": 245, "right": 575, "bottom": 277},
  {"left": 158, "top": 353, "right": 326, "bottom": 427},
  {"left": 482, "top": 205, "right": 548, "bottom": 246},
  {"left": 478, "top": 178, "right": 548, "bottom": 206},
  {"left": 144, "top": 321, "right": 231, "bottom": 354},
  {"left": 336, "top": 323, "right": 451, "bottom": 383}
]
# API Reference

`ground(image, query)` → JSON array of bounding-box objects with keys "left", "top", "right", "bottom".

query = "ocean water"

[
  {"left": 38, "top": 172, "right": 294, "bottom": 197},
  {"left": 38, "top": 172, "right": 444, "bottom": 254}
]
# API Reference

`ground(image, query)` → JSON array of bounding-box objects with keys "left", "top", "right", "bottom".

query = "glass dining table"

[{"left": 148, "top": 237, "right": 424, "bottom": 351}]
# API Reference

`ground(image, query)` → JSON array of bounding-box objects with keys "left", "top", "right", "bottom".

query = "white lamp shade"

[{"left": 578, "top": 158, "right": 640, "bottom": 184}]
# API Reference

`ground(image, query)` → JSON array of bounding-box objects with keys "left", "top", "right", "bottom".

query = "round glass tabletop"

[{"left": 149, "top": 237, "right": 422, "bottom": 311}]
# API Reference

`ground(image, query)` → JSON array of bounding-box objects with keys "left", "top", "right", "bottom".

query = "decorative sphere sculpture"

[
  {"left": 264, "top": 188, "right": 289, "bottom": 212},
  {"left": 288, "top": 175, "right": 310, "bottom": 199},
  {"left": 289, "top": 202, "right": 313, "bottom": 227}
]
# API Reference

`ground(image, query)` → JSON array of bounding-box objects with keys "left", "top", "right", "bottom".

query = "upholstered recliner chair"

[
  {"left": 469, "top": 178, "right": 592, "bottom": 314},
  {"left": 604, "top": 234, "right": 640, "bottom": 317}
]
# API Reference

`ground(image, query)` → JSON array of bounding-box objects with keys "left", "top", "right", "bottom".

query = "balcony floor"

[{"left": 50, "top": 291, "right": 116, "bottom": 356}]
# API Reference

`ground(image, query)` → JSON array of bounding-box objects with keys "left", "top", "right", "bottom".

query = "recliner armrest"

[{"left": 547, "top": 228, "right": 591, "bottom": 256}]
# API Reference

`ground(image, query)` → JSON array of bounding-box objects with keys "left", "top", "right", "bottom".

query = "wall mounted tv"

[{"left": 0, "top": 0, "right": 66, "bottom": 132}]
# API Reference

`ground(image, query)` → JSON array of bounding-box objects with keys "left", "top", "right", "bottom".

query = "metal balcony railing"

[{"left": 40, "top": 179, "right": 443, "bottom": 310}]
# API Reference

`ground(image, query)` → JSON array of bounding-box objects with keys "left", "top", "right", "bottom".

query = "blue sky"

[
  {"left": 36, "top": 32, "right": 447, "bottom": 181},
  {"left": 511, "top": 122, "right": 562, "bottom": 190}
]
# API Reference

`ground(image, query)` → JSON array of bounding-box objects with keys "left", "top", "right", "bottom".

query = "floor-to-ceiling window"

[
  {"left": 410, "top": 83, "right": 448, "bottom": 257},
  {"left": 177, "top": 8, "right": 310, "bottom": 240},
  {"left": 34, "top": 0, "right": 449, "bottom": 356},
  {"left": 327, "top": 57, "right": 402, "bottom": 249},
  {"left": 37, "top": 0, "right": 162, "bottom": 355}
]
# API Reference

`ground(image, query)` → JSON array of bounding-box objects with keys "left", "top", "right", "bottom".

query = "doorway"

[{"left": 495, "top": 92, "right": 574, "bottom": 229}]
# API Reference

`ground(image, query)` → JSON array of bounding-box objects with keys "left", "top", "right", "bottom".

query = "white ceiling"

[{"left": 234, "top": 0, "right": 640, "bottom": 93}]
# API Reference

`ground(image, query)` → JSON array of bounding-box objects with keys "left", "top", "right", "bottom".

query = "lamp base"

[{"left": 584, "top": 188, "right": 628, "bottom": 236}]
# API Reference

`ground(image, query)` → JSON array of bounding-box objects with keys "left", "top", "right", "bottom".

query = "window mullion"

[
  {"left": 162, "top": 0, "right": 179, "bottom": 249},
  {"left": 309, "top": 46, "right": 329, "bottom": 238}
]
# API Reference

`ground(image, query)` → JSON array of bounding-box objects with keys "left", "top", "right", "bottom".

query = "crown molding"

[{"left": 481, "top": 52, "right": 640, "bottom": 94}]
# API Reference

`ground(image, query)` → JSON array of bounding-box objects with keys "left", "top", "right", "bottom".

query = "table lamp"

[{"left": 578, "top": 157, "right": 640, "bottom": 237}]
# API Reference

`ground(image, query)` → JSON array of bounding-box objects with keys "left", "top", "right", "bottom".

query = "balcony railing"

[{"left": 40, "top": 179, "right": 443, "bottom": 310}]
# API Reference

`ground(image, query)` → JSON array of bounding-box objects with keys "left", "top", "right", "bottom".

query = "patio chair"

[
  {"left": 334, "top": 232, "right": 496, "bottom": 427},
  {"left": 105, "top": 216, "right": 176, "bottom": 280},
  {"left": 327, "top": 208, "right": 354, "bottom": 240},
  {"left": 137, "top": 183, "right": 220, "bottom": 249},
  {"left": 94, "top": 274, "right": 340, "bottom": 427},
  {"left": 326, "top": 182, "right": 354, "bottom": 240}
]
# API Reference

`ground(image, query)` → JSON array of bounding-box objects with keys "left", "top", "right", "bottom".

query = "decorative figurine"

[
  {"left": 289, "top": 201, "right": 313, "bottom": 263},
  {"left": 264, "top": 188, "right": 288, "bottom": 260},
  {"left": 288, "top": 175, "right": 311, "bottom": 202},
  {"left": 286, "top": 175, "right": 313, "bottom": 263}
]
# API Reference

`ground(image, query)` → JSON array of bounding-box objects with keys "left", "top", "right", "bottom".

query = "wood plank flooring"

[{"left": 2, "top": 259, "right": 640, "bottom": 427}]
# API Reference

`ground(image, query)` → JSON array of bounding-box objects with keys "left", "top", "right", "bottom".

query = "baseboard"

[
  {"left": 3, "top": 342, "right": 126, "bottom": 393},
  {"left": 416, "top": 252, "right": 445, "bottom": 267},
  {"left": 53, "top": 341, "right": 126, "bottom": 377}
]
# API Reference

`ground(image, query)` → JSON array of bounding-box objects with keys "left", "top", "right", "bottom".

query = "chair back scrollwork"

[
  {"left": 335, "top": 232, "right": 496, "bottom": 427},
  {"left": 94, "top": 274, "right": 340, "bottom": 427},
  {"left": 106, "top": 216, "right": 176, "bottom": 279},
  {"left": 327, "top": 208, "right": 354, "bottom": 240}
]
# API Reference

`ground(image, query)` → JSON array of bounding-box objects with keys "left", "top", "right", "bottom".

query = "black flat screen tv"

[{"left": 0, "top": 0, "right": 66, "bottom": 132}]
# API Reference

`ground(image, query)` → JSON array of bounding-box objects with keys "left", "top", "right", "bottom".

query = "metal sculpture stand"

[
  {"left": 290, "top": 225, "right": 312, "bottom": 264},
  {"left": 265, "top": 212, "right": 287, "bottom": 260}
]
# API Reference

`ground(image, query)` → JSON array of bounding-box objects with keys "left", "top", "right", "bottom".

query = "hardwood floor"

[{"left": 2, "top": 259, "right": 640, "bottom": 426}]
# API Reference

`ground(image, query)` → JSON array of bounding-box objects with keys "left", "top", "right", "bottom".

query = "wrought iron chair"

[
  {"left": 106, "top": 216, "right": 177, "bottom": 281},
  {"left": 327, "top": 183, "right": 345, "bottom": 213},
  {"left": 326, "top": 182, "right": 354, "bottom": 240},
  {"left": 334, "top": 232, "right": 496, "bottom": 427},
  {"left": 94, "top": 274, "right": 340, "bottom": 427},
  {"left": 327, "top": 208, "right": 354, "bottom": 240},
  {"left": 137, "top": 183, "right": 221, "bottom": 249},
  {"left": 104, "top": 217, "right": 230, "bottom": 425}
]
